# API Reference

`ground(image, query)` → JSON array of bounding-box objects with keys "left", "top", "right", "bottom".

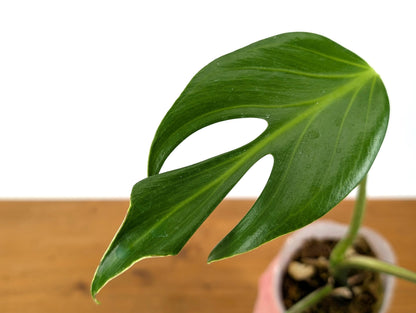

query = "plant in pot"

[{"left": 90, "top": 32, "right": 416, "bottom": 312}]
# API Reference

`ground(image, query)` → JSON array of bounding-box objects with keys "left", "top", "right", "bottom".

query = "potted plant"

[
  {"left": 253, "top": 220, "right": 397, "bottom": 313},
  {"left": 91, "top": 32, "right": 416, "bottom": 312}
]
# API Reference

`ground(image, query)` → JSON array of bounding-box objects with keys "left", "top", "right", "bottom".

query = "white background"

[{"left": 1, "top": 0, "right": 415, "bottom": 199}]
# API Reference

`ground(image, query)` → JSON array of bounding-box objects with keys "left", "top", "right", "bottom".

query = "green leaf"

[{"left": 91, "top": 32, "right": 389, "bottom": 299}]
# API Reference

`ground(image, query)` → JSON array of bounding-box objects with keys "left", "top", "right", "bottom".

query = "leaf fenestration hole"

[
  {"left": 160, "top": 118, "right": 268, "bottom": 174},
  {"left": 227, "top": 154, "right": 274, "bottom": 198}
]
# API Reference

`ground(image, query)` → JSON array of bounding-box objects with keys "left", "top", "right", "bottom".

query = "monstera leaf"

[{"left": 91, "top": 32, "right": 389, "bottom": 299}]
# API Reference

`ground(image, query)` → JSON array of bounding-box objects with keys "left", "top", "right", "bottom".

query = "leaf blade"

[{"left": 92, "top": 32, "right": 389, "bottom": 298}]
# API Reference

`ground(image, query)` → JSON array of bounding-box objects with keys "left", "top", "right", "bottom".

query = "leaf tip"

[
  {"left": 91, "top": 268, "right": 108, "bottom": 305},
  {"left": 92, "top": 294, "right": 101, "bottom": 305},
  {"left": 90, "top": 278, "right": 101, "bottom": 304},
  {"left": 90, "top": 284, "right": 101, "bottom": 304}
]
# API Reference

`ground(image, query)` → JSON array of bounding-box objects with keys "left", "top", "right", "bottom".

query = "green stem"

[
  {"left": 285, "top": 284, "right": 334, "bottom": 313},
  {"left": 339, "top": 255, "right": 416, "bottom": 284},
  {"left": 330, "top": 175, "right": 367, "bottom": 267}
]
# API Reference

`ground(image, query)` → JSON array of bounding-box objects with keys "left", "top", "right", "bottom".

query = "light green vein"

[
  {"left": 356, "top": 76, "right": 377, "bottom": 163},
  {"left": 284, "top": 76, "right": 372, "bottom": 223},
  {"left": 285, "top": 44, "right": 369, "bottom": 70},
  {"left": 233, "top": 66, "right": 366, "bottom": 79}
]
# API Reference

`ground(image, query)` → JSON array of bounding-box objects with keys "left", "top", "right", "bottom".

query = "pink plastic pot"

[{"left": 253, "top": 221, "right": 396, "bottom": 313}]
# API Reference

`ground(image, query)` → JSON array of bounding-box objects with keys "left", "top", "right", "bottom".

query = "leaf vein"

[
  {"left": 233, "top": 66, "right": 365, "bottom": 79},
  {"left": 285, "top": 44, "right": 368, "bottom": 69},
  {"left": 287, "top": 79, "right": 368, "bottom": 221}
]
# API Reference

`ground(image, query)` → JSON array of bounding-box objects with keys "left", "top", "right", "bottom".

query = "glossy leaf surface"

[{"left": 91, "top": 32, "right": 389, "bottom": 298}]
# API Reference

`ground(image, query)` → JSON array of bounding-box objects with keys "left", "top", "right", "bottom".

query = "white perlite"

[{"left": 288, "top": 261, "right": 315, "bottom": 281}]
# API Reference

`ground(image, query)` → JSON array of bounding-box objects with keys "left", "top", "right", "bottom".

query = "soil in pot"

[{"left": 282, "top": 236, "right": 383, "bottom": 313}]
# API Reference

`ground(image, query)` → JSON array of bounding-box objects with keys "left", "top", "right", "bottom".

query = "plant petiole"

[
  {"left": 330, "top": 175, "right": 367, "bottom": 272},
  {"left": 285, "top": 283, "right": 334, "bottom": 313},
  {"left": 339, "top": 255, "right": 416, "bottom": 284}
]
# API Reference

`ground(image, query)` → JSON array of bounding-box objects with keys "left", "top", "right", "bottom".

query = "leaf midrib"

[
  {"left": 148, "top": 70, "right": 377, "bottom": 241},
  {"left": 119, "top": 69, "right": 376, "bottom": 276},
  {"left": 150, "top": 70, "right": 377, "bottom": 248}
]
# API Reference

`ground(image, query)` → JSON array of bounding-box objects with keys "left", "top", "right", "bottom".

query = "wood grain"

[{"left": 0, "top": 199, "right": 415, "bottom": 313}]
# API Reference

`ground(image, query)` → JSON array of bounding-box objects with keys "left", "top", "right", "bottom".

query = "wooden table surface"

[{"left": 0, "top": 199, "right": 415, "bottom": 313}]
